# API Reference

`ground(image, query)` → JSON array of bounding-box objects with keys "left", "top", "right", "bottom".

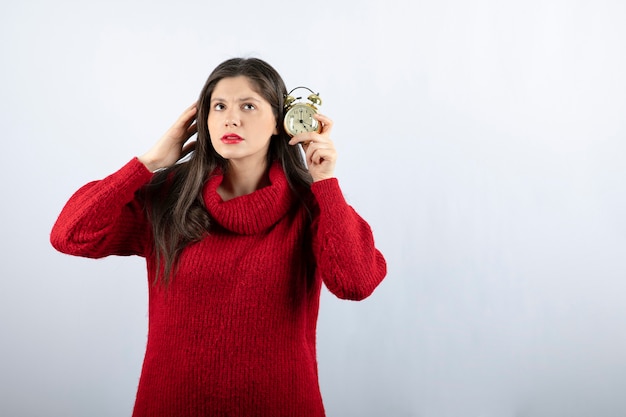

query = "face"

[{"left": 208, "top": 76, "right": 278, "bottom": 167}]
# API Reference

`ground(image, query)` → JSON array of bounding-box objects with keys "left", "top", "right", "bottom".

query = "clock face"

[{"left": 284, "top": 104, "right": 320, "bottom": 136}]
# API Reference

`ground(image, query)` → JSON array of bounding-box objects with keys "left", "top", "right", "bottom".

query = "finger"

[
  {"left": 314, "top": 113, "right": 333, "bottom": 134},
  {"left": 305, "top": 142, "right": 336, "bottom": 164},
  {"left": 304, "top": 139, "right": 335, "bottom": 153},
  {"left": 183, "top": 101, "right": 198, "bottom": 114},
  {"left": 309, "top": 149, "right": 333, "bottom": 167},
  {"left": 178, "top": 103, "right": 198, "bottom": 126},
  {"left": 289, "top": 132, "right": 332, "bottom": 147},
  {"left": 288, "top": 134, "right": 309, "bottom": 146},
  {"left": 186, "top": 122, "right": 198, "bottom": 138},
  {"left": 181, "top": 141, "right": 197, "bottom": 158}
]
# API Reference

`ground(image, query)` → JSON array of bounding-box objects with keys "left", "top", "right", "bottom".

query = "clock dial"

[
  {"left": 299, "top": 107, "right": 318, "bottom": 132},
  {"left": 284, "top": 104, "right": 321, "bottom": 136},
  {"left": 283, "top": 87, "right": 322, "bottom": 137}
]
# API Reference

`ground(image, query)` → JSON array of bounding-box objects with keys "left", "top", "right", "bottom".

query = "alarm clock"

[{"left": 283, "top": 86, "right": 322, "bottom": 137}]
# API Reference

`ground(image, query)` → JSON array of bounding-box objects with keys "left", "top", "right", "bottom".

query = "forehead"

[{"left": 212, "top": 76, "right": 262, "bottom": 99}]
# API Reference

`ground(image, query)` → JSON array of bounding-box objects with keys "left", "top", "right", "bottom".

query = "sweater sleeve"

[
  {"left": 309, "top": 178, "right": 387, "bottom": 301},
  {"left": 50, "top": 157, "right": 154, "bottom": 259}
]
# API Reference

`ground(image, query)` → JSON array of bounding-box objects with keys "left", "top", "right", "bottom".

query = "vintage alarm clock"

[{"left": 283, "top": 86, "right": 322, "bottom": 137}]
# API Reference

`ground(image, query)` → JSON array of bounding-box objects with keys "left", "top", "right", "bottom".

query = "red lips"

[{"left": 220, "top": 133, "right": 243, "bottom": 144}]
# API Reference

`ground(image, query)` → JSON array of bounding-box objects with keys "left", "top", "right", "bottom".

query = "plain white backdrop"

[{"left": 1, "top": 0, "right": 625, "bottom": 416}]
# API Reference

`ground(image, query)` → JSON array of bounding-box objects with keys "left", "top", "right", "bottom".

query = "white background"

[{"left": 1, "top": 0, "right": 625, "bottom": 416}]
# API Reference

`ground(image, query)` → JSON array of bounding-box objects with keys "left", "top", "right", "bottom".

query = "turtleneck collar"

[{"left": 202, "top": 162, "right": 296, "bottom": 235}]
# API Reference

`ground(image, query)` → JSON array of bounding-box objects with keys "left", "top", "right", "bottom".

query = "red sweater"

[{"left": 50, "top": 158, "right": 387, "bottom": 417}]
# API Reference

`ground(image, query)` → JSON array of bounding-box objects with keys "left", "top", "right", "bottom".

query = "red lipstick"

[{"left": 221, "top": 133, "right": 243, "bottom": 144}]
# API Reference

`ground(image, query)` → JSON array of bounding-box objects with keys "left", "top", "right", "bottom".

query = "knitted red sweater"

[{"left": 50, "top": 158, "right": 387, "bottom": 417}]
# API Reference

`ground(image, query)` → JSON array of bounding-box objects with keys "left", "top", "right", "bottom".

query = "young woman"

[{"left": 51, "top": 57, "right": 387, "bottom": 417}]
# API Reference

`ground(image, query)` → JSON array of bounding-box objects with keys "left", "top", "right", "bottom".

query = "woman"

[{"left": 51, "top": 57, "right": 387, "bottom": 417}]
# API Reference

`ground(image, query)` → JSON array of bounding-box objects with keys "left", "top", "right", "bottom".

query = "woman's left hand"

[{"left": 288, "top": 113, "right": 337, "bottom": 182}]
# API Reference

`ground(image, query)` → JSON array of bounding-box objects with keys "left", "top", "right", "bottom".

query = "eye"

[
  {"left": 213, "top": 103, "right": 226, "bottom": 111},
  {"left": 242, "top": 103, "right": 256, "bottom": 111}
]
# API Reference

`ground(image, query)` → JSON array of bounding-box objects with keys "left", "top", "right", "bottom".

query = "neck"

[{"left": 218, "top": 159, "right": 271, "bottom": 201}]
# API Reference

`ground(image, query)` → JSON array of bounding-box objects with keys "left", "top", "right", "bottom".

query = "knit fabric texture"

[{"left": 51, "top": 158, "right": 387, "bottom": 417}]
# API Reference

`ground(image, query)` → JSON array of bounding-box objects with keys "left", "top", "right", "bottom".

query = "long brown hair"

[{"left": 143, "top": 58, "right": 312, "bottom": 285}]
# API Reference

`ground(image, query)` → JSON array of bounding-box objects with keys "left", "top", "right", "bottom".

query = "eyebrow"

[{"left": 210, "top": 96, "right": 262, "bottom": 103}]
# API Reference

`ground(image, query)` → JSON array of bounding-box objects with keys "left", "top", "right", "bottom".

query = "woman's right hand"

[{"left": 138, "top": 102, "right": 198, "bottom": 172}]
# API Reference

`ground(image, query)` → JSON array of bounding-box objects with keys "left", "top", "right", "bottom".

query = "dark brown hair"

[{"left": 143, "top": 57, "right": 312, "bottom": 285}]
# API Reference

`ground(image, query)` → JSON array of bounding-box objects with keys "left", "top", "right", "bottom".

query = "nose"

[{"left": 224, "top": 110, "right": 240, "bottom": 127}]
